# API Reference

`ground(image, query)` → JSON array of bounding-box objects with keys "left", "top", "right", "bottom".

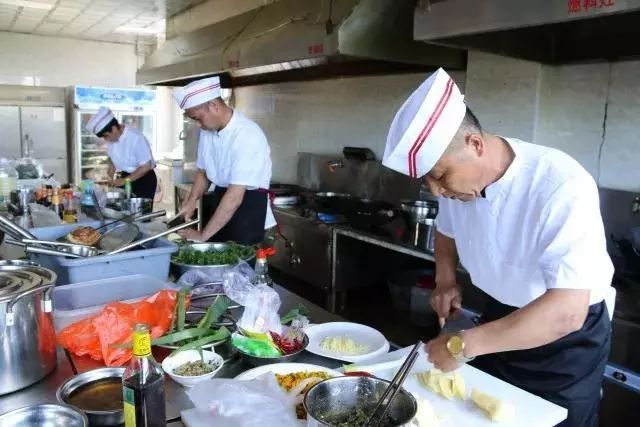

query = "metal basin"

[
  {"left": 56, "top": 367, "right": 125, "bottom": 426},
  {"left": 170, "top": 242, "right": 256, "bottom": 278},
  {"left": 121, "top": 197, "right": 153, "bottom": 215},
  {"left": 399, "top": 199, "right": 438, "bottom": 223},
  {"left": 233, "top": 332, "right": 309, "bottom": 367},
  {"left": 0, "top": 260, "right": 57, "bottom": 286},
  {"left": 304, "top": 376, "right": 417, "bottom": 427},
  {"left": 0, "top": 404, "right": 88, "bottom": 426}
]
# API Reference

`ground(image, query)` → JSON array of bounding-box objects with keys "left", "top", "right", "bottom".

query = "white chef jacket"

[
  {"left": 196, "top": 110, "right": 276, "bottom": 229},
  {"left": 436, "top": 138, "right": 613, "bottom": 308},
  {"left": 107, "top": 126, "right": 155, "bottom": 173}
]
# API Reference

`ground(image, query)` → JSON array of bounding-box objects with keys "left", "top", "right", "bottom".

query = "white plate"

[
  {"left": 234, "top": 363, "right": 342, "bottom": 380},
  {"left": 304, "top": 322, "right": 390, "bottom": 363}
]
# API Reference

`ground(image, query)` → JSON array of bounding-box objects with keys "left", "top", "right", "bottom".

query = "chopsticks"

[{"left": 362, "top": 341, "right": 422, "bottom": 427}]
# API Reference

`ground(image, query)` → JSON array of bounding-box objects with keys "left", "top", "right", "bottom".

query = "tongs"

[{"left": 362, "top": 341, "right": 422, "bottom": 427}]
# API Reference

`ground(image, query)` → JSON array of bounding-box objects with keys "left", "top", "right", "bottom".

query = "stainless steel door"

[
  {"left": 0, "top": 106, "right": 21, "bottom": 158},
  {"left": 20, "top": 106, "right": 68, "bottom": 181}
]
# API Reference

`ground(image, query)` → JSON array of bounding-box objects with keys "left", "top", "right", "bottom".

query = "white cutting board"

[{"left": 371, "top": 347, "right": 568, "bottom": 427}]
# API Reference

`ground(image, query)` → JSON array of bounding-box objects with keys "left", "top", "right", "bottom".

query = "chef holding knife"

[
  {"left": 383, "top": 68, "right": 613, "bottom": 427},
  {"left": 86, "top": 107, "right": 157, "bottom": 200},
  {"left": 172, "top": 76, "right": 276, "bottom": 244}
]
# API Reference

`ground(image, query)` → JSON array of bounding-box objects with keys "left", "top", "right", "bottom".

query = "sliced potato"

[
  {"left": 452, "top": 371, "right": 466, "bottom": 399},
  {"left": 438, "top": 377, "right": 455, "bottom": 400},
  {"left": 471, "top": 389, "right": 516, "bottom": 422}
]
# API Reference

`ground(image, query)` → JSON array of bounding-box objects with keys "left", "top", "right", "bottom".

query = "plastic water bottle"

[{"left": 125, "top": 178, "right": 132, "bottom": 199}]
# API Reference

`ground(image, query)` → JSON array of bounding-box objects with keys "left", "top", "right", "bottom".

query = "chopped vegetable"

[
  {"left": 232, "top": 334, "right": 281, "bottom": 357},
  {"left": 172, "top": 242, "right": 255, "bottom": 265},
  {"left": 269, "top": 331, "right": 304, "bottom": 355},
  {"left": 320, "top": 336, "right": 369, "bottom": 356},
  {"left": 416, "top": 369, "right": 466, "bottom": 400},
  {"left": 471, "top": 389, "right": 515, "bottom": 422},
  {"left": 173, "top": 360, "right": 218, "bottom": 376}
]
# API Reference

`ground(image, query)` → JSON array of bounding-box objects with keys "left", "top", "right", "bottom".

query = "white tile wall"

[
  {"left": 0, "top": 31, "right": 139, "bottom": 87},
  {"left": 233, "top": 72, "right": 466, "bottom": 183}
]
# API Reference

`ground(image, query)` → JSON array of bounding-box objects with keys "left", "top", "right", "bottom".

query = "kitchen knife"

[{"left": 440, "top": 308, "right": 480, "bottom": 335}]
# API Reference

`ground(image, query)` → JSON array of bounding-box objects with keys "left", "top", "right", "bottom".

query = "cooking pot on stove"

[{"left": 0, "top": 266, "right": 57, "bottom": 395}]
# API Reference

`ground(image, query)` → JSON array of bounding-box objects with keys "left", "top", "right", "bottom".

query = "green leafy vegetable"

[
  {"left": 172, "top": 242, "right": 255, "bottom": 266},
  {"left": 170, "top": 326, "right": 231, "bottom": 356},
  {"left": 197, "top": 296, "right": 231, "bottom": 330},
  {"left": 280, "top": 304, "right": 310, "bottom": 325}
]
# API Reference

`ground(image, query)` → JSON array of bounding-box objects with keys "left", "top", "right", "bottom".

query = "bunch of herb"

[{"left": 172, "top": 242, "right": 255, "bottom": 266}]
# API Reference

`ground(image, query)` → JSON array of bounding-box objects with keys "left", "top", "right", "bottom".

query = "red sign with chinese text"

[{"left": 568, "top": 0, "right": 615, "bottom": 13}]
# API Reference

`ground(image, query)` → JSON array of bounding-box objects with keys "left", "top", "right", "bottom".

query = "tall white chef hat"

[
  {"left": 383, "top": 68, "right": 466, "bottom": 178},
  {"left": 173, "top": 76, "right": 221, "bottom": 110},
  {"left": 85, "top": 106, "right": 115, "bottom": 135}
]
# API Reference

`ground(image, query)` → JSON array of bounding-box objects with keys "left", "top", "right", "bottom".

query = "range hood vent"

[
  {"left": 414, "top": 0, "right": 640, "bottom": 64},
  {"left": 138, "top": 0, "right": 465, "bottom": 86}
]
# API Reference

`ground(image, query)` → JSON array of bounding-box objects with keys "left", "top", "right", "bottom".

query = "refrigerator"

[
  {"left": 72, "top": 86, "right": 157, "bottom": 184},
  {"left": 0, "top": 85, "right": 68, "bottom": 181}
]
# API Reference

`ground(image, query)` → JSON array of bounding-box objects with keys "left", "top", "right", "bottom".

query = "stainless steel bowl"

[
  {"left": 121, "top": 197, "right": 153, "bottom": 215},
  {"left": 399, "top": 199, "right": 438, "bottom": 223},
  {"left": 304, "top": 376, "right": 417, "bottom": 427},
  {"left": 170, "top": 242, "right": 256, "bottom": 278},
  {"left": 233, "top": 332, "right": 309, "bottom": 367},
  {"left": 0, "top": 404, "right": 88, "bottom": 426},
  {"left": 56, "top": 367, "right": 125, "bottom": 426},
  {"left": 0, "top": 260, "right": 57, "bottom": 286}
]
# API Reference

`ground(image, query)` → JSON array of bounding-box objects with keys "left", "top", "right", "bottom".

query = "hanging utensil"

[
  {"left": 107, "top": 219, "right": 199, "bottom": 255},
  {"left": 362, "top": 341, "right": 421, "bottom": 427},
  {"left": 98, "top": 222, "right": 140, "bottom": 252}
]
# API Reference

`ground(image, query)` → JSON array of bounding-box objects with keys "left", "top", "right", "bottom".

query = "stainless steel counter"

[{"left": 0, "top": 284, "right": 344, "bottom": 425}]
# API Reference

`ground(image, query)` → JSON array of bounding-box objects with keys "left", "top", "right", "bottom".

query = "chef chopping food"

[
  {"left": 86, "top": 107, "right": 158, "bottom": 200},
  {"left": 173, "top": 76, "right": 276, "bottom": 244},
  {"left": 383, "top": 68, "right": 613, "bottom": 427}
]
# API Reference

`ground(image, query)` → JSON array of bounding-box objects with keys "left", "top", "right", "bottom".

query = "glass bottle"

[
  {"left": 62, "top": 191, "right": 77, "bottom": 224},
  {"left": 251, "top": 248, "right": 276, "bottom": 287},
  {"left": 122, "top": 323, "right": 166, "bottom": 427}
]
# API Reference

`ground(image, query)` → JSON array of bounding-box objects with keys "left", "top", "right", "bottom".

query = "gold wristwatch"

[{"left": 446, "top": 332, "right": 474, "bottom": 363}]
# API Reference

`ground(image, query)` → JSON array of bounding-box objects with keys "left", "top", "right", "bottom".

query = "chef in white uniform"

[
  {"left": 383, "top": 68, "right": 613, "bottom": 427},
  {"left": 86, "top": 107, "right": 157, "bottom": 200},
  {"left": 173, "top": 76, "right": 276, "bottom": 244}
]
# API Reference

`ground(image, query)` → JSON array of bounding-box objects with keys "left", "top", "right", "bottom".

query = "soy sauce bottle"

[{"left": 122, "top": 323, "right": 166, "bottom": 427}]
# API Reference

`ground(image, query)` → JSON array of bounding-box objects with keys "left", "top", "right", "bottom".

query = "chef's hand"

[
  {"left": 109, "top": 178, "right": 125, "bottom": 187},
  {"left": 430, "top": 282, "right": 462, "bottom": 327},
  {"left": 425, "top": 334, "right": 461, "bottom": 373},
  {"left": 177, "top": 228, "right": 205, "bottom": 242},
  {"left": 179, "top": 199, "right": 198, "bottom": 221}
]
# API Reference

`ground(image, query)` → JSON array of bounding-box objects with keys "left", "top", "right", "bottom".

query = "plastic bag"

[
  {"left": 182, "top": 378, "right": 301, "bottom": 427},
  {"left": 223, "top": 262, "right": 282, "bottom": 335},
  {"left": 57, "top": 290, "right": 179, "bottom": 366}
]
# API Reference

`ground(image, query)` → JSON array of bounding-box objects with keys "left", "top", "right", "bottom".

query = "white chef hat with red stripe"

[
  {"left": 173, "top": 76, "right": 221, "bottom": 110},
  {"left": 383, "top": 68, "right": 466, "bottom": 178},
  {"left": 85, "top": 106, "right": 115, "bottom": 134}
]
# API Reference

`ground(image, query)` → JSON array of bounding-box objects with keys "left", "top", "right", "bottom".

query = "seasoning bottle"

[
  {"left": 124, "top": 178, "right": 132, "bottom": 199},
  {"left": 62, "top": 191, "right": 77, "bottom": 223},
  {"left": 251, "top": 247, "right": 276, "bottom": 287},
  {"left": 51, "top": 189, "right": 64, "bottom": 220},
  {"left": 122, "top": 323, "right": 166, "bottom": 427}
]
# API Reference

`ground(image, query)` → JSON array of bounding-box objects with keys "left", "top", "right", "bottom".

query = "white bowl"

[{"left": 161, "top": 350, "right": 224, "bottom": 388}]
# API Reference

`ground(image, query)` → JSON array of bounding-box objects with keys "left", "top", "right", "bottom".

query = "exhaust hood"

[
  {"left": 414, "top": 0, "right": 640, "bottom": 64},
  {"left": 137, "top": 0, "right": 466, "bottom": 86}
]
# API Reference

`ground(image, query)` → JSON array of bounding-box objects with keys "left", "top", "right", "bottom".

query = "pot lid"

[{"left": 0, "top": 270, "right": 41, "bottom": 301}]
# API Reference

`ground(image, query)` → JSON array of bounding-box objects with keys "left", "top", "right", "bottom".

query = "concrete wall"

[
  {"left": 0, "top": 31, "right": 141, "bottom": 87},
  {"left": 464, "top": 51, "right": 640, "bottom": 192},
  {"left": 233, "top": 72, "right": 466, "bottom": 183}
]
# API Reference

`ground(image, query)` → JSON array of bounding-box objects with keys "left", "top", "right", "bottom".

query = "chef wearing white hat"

[
  {"left": 86, "top": 106, "right": 157, "bottom": 200},
  {"left": 383, "top": 68, "right": 613, "bottom": 427},
  {"left": 173, "top": 76, "right": 275, "bottom": 244}
]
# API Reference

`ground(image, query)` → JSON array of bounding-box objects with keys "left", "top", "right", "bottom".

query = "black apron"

[
  {"left": 472, "top": 296, "right": 611, "bottom": 427},
  {"left": 120, "top": 170, "right": 157, "bottom": 201},
  {"left": 202, "top": 186, "right": 267, "bottom": 244}
]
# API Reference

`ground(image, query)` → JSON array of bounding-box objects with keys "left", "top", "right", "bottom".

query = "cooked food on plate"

[
  {"left": 67, "top": 226, "right": 102, "bottom": 246},
  {"left": 320, "top": 335, "right": 370, "bottom": 355},
  {"left": 275, "top": 371, "right": 332, "bottom": 420}
]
